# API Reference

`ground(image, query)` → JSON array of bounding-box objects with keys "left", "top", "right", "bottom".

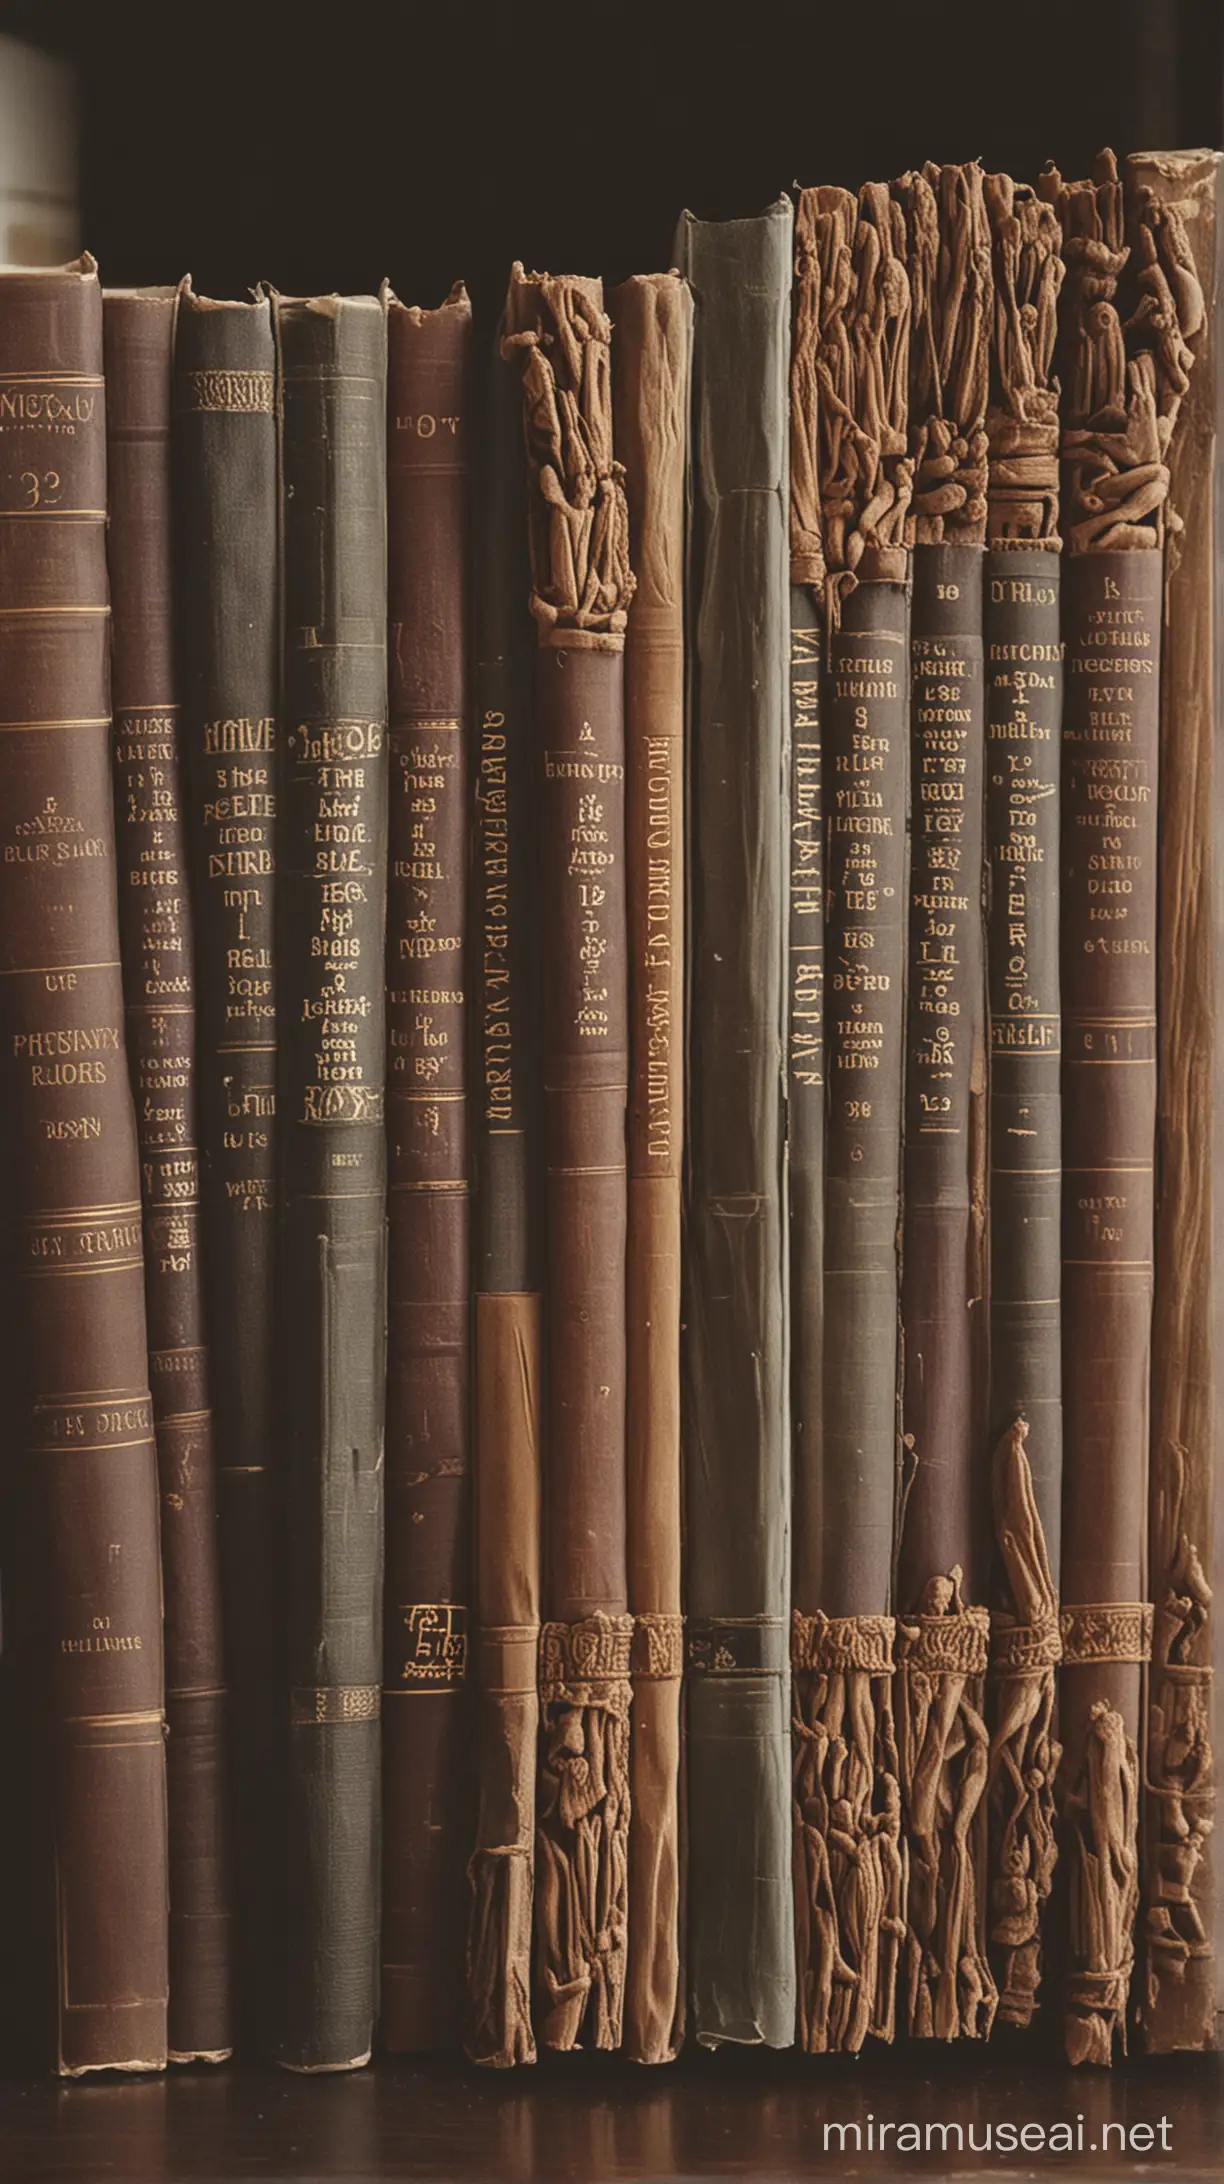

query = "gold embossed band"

[
  {"left": 290, "top": 1684, "right": 380, "bottom": 1725},
  {"left": 178, "top": 368, "right": 275, "bottom": 415},
  {"left": 1059, "top": 1601, "right": 1154, "bottom": 1666}
]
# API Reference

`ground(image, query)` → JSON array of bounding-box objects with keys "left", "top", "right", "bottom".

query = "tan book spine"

[{"left": 610, "top": 269, "right": 691, "bottom": 2067}]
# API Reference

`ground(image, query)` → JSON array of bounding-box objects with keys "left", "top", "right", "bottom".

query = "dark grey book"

[
  {"left": 273, "top": 292, "right": 388, "bottom": 2073},
  {"left": 675, "top": 198, "right": 795, "bottom": 2049}
]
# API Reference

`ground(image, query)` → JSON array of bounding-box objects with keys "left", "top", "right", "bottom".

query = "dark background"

[{"left": 1, "top": 0, "right": 1221, "bottom": 316}]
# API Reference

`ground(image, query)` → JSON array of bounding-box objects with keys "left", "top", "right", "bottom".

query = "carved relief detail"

[
  {"left": 1143, "top": 1530, "right": 1215, "bottom": 2019},
  {"left": 534, "top": 1613, "right": 633, "bottom": 2051},
  {"left": 895, "top": 162, "right": 992, "bottom": 546},
  {"left": 1064, "top": 1700, "right": 1141, "bottom": 2066},
  {"left": 984, "top": 175, "right": 1064, "bottom": 544}
]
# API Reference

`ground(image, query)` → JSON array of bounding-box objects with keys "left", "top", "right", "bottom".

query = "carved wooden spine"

[
  {"left": 982, "top": 173, "right": 1066, "bottom": 2030},
  {"left": 1125, "top": 148, "right": 1217, "bottom": 2056},
  {"left": 610, "top": 270, "right": 691, "bottom": 2066},
  {"left": 1039, "top": 149, "right": 1199, "bottom": 2066},
  {"left": 503, "top": 268, "right": 633, "bottom": 2052},
  {"left": 465, "top": 325, "right": 541, "bottom": 2069},
  {"left": 893, "top": 161, "right": 996, "bottom": 2043},
  {"left": 790, "top": 183, "right": 910, "bottom": 2053},
  {"left": 380, "top": 283, "right": 473, "bottom": 2055},
  {"left": 104, "top": 288, "right": 232, "bottom": 2062}
]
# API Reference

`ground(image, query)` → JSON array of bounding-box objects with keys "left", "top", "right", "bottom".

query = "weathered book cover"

[
  {"left": 674, "top": 199, "right": 795, "bottom": 2049},
  {"left": 893, "top": 160, "right": 995, "bottom": 2043},
  {"left": 173, "top": 283, "right": 279, "bottom": 2050},
  {"left": 1040, "top": 150, "right": 1199, "bottom": 2066},
  {"left": 104, "top": 286, "right": 232, "bottom": 2063},
  {"left": 1126, "top": 146, "right": 1219, "bottom": 2057},
  {"left": 465, "top": 323, "right": 541, "bottom": 2070},
  {"left": 790, "top": 181, "right": 909, "bottom": 2055},
  {"left": 381, "top": 281, "right": 473, "bottom": 2054},
  {"left": 982, "top": 173, "right": 1065, "bottom": 2030},
  {"left": 610, "top": 269, "right": 691, "bottom": 2067},
  {"left": 0, "top": 258, "right": 169, "bottom": 2074},
  {"left": 274, "top": 292, "right": 388, "bottom": 2073},
  {"left": 503, "top": 266, "right": 634, "bottom": 2053}
]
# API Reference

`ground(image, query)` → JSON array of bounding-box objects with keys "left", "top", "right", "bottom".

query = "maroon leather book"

[
  {"left": 0, "top": 259, "right": 168, "bottom": 2074},
  {"left": 381, "top": 282, "right": 474, "bottom": 2054},
  {"left": 104, "top": 287, "right": 232, "bottom": 2063}
]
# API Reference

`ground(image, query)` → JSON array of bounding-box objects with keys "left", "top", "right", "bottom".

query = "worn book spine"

[
  {"left": 789, "top": 182, "right": 911, "bottom": 2055},
  {"left": 504, "top": 266, "right": 634, "bottom": 2053},
  {"left": 675, "top": 201, "right": 794, "bottom": 2050},
  {"left": 1126, "top": 148, "right": 1217, "bottom": 2056},
  {"left": 0, "top": 259, "right": 169, "bottom": 2074},
  {"left": 982, "top": 172, "right": 1065, "bottom": 2031},
  {"left": 275, "top": 293, "right": 388, "bottom": 2073},
  {"left": 381, "top": 282, "right": 473, "bottom": 2054},
  {"left": 465, "top": 327, "right": 541, "bottom": 2070},
  {"left": 892, "top": 161, "right": 995, "bottom": 2046},
  {"left": 1040, "top": 150, "right": 1199, "bottom": 2066},
  {"left": 610, "top": 269, "right": 690, "bottom": 2068},
  {"left": 173, "top": 284, "right": 279, "bottom": 2050},
  {"left": 103, "top": 287, "right": 231, "bottom": 2063}
]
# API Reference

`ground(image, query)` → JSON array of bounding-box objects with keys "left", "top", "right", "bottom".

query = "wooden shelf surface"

[{"left": 0, "top": 2045, "right": 1220, "bottom": 2181}]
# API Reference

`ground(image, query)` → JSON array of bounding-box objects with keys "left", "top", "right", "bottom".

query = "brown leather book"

[
  {"left": 173, "top": 283, "right": 279, "bottom": 2051},
  {"left": 465, "top": 321, "right": 542, "bottom": 2070},
  {"left": 0, "top": 258, "right": 168, "bottom": 2074},
  {"left": 790, "top": 183, "right": 909, "bottom": 2056},
  {"left": 103, "top": 287, "right": 232, "bottom": 2063},
  {"left": 1039, "top": 150, "right": 1199, "bottom": 2068},
  {"left": 981, "top": 174, "right": 1065, "bottom": 2031},
  {"left": 381, "top": 282, "right": 473, "bottom": 2055},
  {"left": 274, "top": 292, "right": 388, "bottom": 2073},
  {"left": 1126, "top": 148, "right": 1218, "bottom": 2057},
  {"left": 609, "top": 269, "right": 690, "bottom": 2068},
  {"left": 503, "top": 266, "right": 634, "bottom": 2053},
  {"left": 893, "top": 161, "right": 995, "bottom": 2044}
]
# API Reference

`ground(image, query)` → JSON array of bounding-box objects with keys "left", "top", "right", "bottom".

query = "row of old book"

[{"left": 0, "top": 144, "right": 1216, "bottom": 2081}]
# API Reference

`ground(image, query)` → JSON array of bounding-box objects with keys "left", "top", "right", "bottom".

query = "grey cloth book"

[{"left": 675, "top": 199, "right": 796, "bottom": 2048}]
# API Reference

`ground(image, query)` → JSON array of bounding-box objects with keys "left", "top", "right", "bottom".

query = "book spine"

[
  {"left": 983, "top": 546, "right": 1064, "bottom": 2018},
  {"left": 787, "top": 579, "right": 824, "bottom": 1609},
  {"left": 789, "top": 182, "right": 910, "bottom": 2056},
  {"left": 505, "top": 267, "right": 633, "bottom": 2054},
  {"left": 981, "top": 169, "right": 1066, "bottom": 2034},
  {"left": 675, "top": 202, "right": 795, "bottom": 2050},
  {"left": 610, "top": 270, "right": 691, "bottom": 2068},
  {"left": 381, "top": 285, "right": 473, "bottom": 2054},
  {"left": 1041, "top": 151, "right": 1202, "bottom": 2066},
  {"left": 103, "top": 289, "right": 232, "bottom": 2064},
  {"left": 1127, "top": 149, "right": 1218, "bottom": 2057},
  {"left": 0, "top": 260, "right": 168, "bottom": 2074},
  {"left": 896, "top": 542, "right": 994, "bottom": 2042},
  {"left": 173, "top": 288, "right": 279, "bottom": 2049},
  {"left": 275, "top": 293, "right": 388, "bottom": 2073},
  {"left": 465, "top": 329, "right": 541, "bottom": 2070}
]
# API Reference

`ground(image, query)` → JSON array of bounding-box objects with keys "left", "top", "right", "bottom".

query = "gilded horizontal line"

[
  {"left": 397, "top": 1091, "right": 464, "bottom": 1101},
  {"left": 33, "top": 1392, "right": 149, "bottom": 1410},
  {"left": 0, "top": 508, "right": 106, "bottom": 518},
  {"left": 1066, "top": 1018, "right": 1156, "bottom": 1028},
  {"left": 390, "top": 1180, "right": 466, "bottom": 1193},
  {"left": 24, "top": 1260, "right": 145, "bottom": 1279},
  {"left": 0, "top": 603, "right": 108, "bottom": 616},
  {"left": 32, "top": 1435, "right": 153, "bottom": 1451},
  {"left": 218, "top": 1465, "right": 268, "bottom": 1475},
  {"left": 215, "top": 1044, "right": 276, "bottom": 1054},
  {"left": 0, "top": 373, "right": 104, "bottom": 386},
  {"left": 0, "top": 958, "right": 119, "bottom": 977},
  {"left": 166, "top": 1686, "right": 227, "bottom": 1700},
  {"left": 1065, "top": 1058, "right": 1153, "bottom": 1067},
  {"left": 1064, "top": 1259, "right": 1152, "bottom": 1268},
  {"left": 1064, "top": 1165, "right": 1151, "bottom": 1174},
  {"left": 117, "top": 702, "right": 180, "bottom": 712},
  {"left": 548, "top": 1164, "right": 625, "bottom": 1176},
  {"left": 154, "top": 1407, "right": 211, "bottom": 1423},
  {"left": 129, "top": 1003, "right": 192, "bottom": 1014},
  {"left": 0, "top": 717, "right": 110, "bottom": 731},
  {"left": 61, "top": 1709, "right": 164, "bottom": 1728},
  {"left": 993, "top": 1167, "right": 1060, "bottom": 1175},
  {"left": 20, "top": 1202, "right": 141, "bottom": 1222}
]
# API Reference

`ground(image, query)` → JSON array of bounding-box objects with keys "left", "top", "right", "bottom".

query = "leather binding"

[
  {"left": 465, "top": 325, "right": 541, "bottom": 2069},
  {"left": 1126, "top": 148, "right": 1217, "bottom": 2057},
  {"left": 786, "top": 200, "right": 828, "bottom": 2059},
  {"left": 893, "top": 162, "right": 996, "bottom": 2042},
  {"left": 981, "top": 176, "right": 1066, "bottom": 2030},
  {"left": 610, "top": 270, "right": 691, "bottom": 2067},
  {"left": 1038, "top": 151, "right": 1199, "bottom": 2067},
  {"left": 0, "top": 259, "right": 169, "bottom": 2073},
  {"left": 503, "top": 265, "right": 634, "bottom": 2053},
  {"left": 380, "top": 282, "right": 473, "bottom": 2054},
  {"left": 674, "top": 201, "right": 795, "bottom": 2049},
  {"left": 103, "top": 288, "right": 232, "bottom": 2063},
  {"left": 790, "top": 184, "right": 911, "bottom": 2054},
  {"left": 173, "top": 283, "right": 279, "bottom": 2051},
  {"left": 274, "top": 293, "right": 388, "bottom": 2072}
]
